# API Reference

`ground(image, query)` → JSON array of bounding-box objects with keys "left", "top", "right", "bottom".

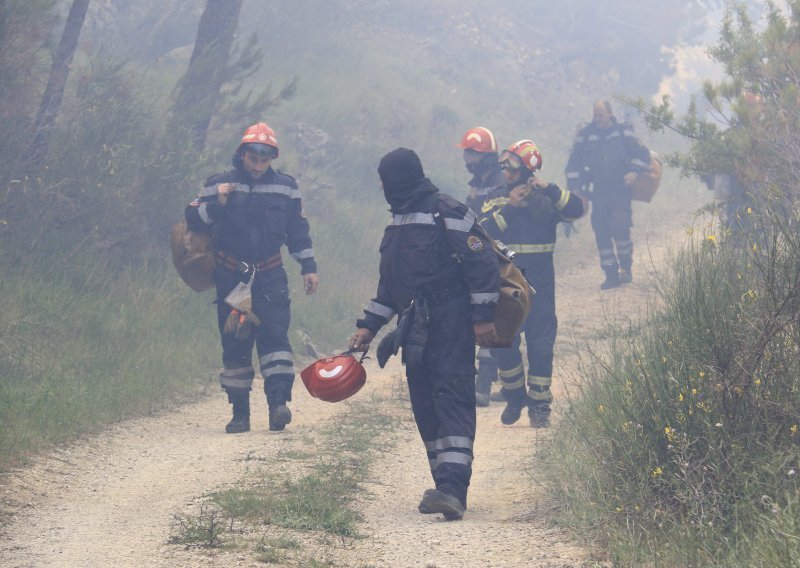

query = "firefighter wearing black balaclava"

[
  {"left": 185, "top": 122, "right": 319, "bottom": 434},
  {"left": 481, "top": 140, "right": 585, "bottom": 428},
  {"left": 457, "top": 127, "right": 506, "bottom": 407},
  {"left": 350, "top": 148, "right": 500, "bottom": 521},
  {"left": 565, "top": 100, "right": 651, "bottom": 289}
]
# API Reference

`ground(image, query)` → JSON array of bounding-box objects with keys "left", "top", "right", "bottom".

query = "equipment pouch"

[
  {"left": 401, "top": 297, "right": 429, "bottom": 367},
  {"left": 224, "top": 272, "right": 255, "bottom": 311}
]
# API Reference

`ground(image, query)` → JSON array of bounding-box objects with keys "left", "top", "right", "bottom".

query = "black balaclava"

[
  {"left": 466, "top": 152, "right": 499, "bottom": 176},
  {"left": 378, "top": 148, "right": 438, "bottom": 211}
]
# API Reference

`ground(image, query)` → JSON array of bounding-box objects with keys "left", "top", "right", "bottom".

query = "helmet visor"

[
  {"left": 498, "top": 150, "right": 523, "bottom": 170},
  {"left": 241, "top": 143, "right": 277, "bottom": 158}
]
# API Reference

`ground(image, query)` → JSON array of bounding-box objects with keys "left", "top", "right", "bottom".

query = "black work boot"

[
  {"left": 619, "top": 267, "right": 633, "bottom": 285},
  {"left": 501, "top": 402, "right": 524, "bottom": 425},
  {"left": 418, "top": 488, "right": 465, "bottom": 521},
  {"left": 225, "top": 391, "right": 250, "bottom": 434},
  {"left": 528, "top": 403, "right": 551, "bottom": 429},
  {"left": 600, "top": 270, "right": 620, "bottom": 290},
  {"left": 268, "top": 404, "right": 292, "bottom": 431}
]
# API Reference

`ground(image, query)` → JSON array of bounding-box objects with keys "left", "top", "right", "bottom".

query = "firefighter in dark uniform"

[
  {"left": 565, "top": 100, "right": 650, "bottom": 289},
  {"left": 457, "top": 126, "right": 506, "bottom": 407},
  {"left": 185, "top": 122, "right": 319, "bottom": 434},
  {"left": 350, "top": 148, "right": 500, "bottom": 521},
  {"left": 481, "top": 140, "right": 585, "bottom": 427}
]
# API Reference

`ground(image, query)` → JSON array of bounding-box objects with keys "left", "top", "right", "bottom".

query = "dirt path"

[{"left": 0, "top": 202, "right": 693, "bottom": 568}]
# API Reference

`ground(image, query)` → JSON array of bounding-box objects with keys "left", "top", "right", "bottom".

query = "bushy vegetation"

[{"left": 545, "top": 3, "right": 800, "bottom": 565}]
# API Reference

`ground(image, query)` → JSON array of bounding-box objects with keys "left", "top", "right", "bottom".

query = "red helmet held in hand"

[
  {"left": 238, "top": 122, "right": 279, "bottom": 158},
  {"left": 300, "top": 353, "right": 367, "bottom": 403}
]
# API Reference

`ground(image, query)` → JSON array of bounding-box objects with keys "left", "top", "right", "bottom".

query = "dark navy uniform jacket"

[
  {"left": 480, "top": 181, "right": 583, "bottom": 289},
  {"left": 465, "top": 166, "right": 505, "bottom": 216},
  {"left": 359, "top": 192, "right": 500, "bottom": 335},
  {"left": 564, "top": 119, "right": 650, "bottom": 200},
  {"left": 185, "top": 166, "right": 317, "bottom": 275}
]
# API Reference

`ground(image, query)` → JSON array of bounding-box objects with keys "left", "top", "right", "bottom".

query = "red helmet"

[
  {"left": 499, "top": 139, "right": 543, "bottom": 172},
  {"left": 300, "top": 354, "right": 367, "bottom": 403},
  {"left": 457, "top": 127, "right": 497, "bottom": 153},
  {"left": 238, "top": 122, "right": 279, "bottom": 158}
]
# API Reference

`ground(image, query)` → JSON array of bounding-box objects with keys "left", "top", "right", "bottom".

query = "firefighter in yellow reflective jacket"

[{"left": 480, "top": 140, "right": 585, "bottom": 427}]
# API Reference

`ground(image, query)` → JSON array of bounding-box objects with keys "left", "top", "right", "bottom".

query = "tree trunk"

[
  {"left": 173, "top": 0, "right": 244, "bottom": 150},
  {"left": 23, "top": 0, "right": 90, "bottom": 174}
]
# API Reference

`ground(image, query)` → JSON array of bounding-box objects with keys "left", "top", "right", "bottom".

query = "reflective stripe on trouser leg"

[
  {"left": 522, "top": 283, "right": 557, "bottom": 405},
  {"left": 476, "top": 346, "right": 498, "bottom": 384},
  {"left": 217, "top": 299, "right": 257, "bottom": 391},
  {"left": 259, "top": 349, "right": 294, "bottom": 404},
  {"left": 220, "top": 365, "right": 255, "bottom": 390},
  {"left": 599, "top": 248, "right": 618, "bottom": 271},
  {"left": 527, "top": 374, "right": 552, "bottom": 402},
  {"left": 252, "top": 285, "right": 294, "bottom": 405},
  {"left": 491, "top": 332, "right": 526, "bottom": 404},
  {"left": 614, "top": 239, "right": 633, "bottom": 270},
  {"left": 408, "top": 367, "right": 476, "bottom": 507}
]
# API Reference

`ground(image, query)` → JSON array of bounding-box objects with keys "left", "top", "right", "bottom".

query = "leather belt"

[{"left": 216, "top": 251, "right": 282, "bottom": 274}]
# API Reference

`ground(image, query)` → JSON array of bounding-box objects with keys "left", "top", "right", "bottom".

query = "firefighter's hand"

[
  {"left": 217, "top": 182, "right": 233, "bottom": 205},
  {"left": 624, "top": 172, "right": 638, "bottom": 186},
  {"left": 303, "top": 273, "right": 319, "bottom": 295},
  {"left": 508, "top": 185, "right": 531, "bottom": 207},
  {"left": 473, "top": 322, "right": 498, "bottom": 347},
  {"left": 349, "top": 328, "right": 374, "bottom": 352}
]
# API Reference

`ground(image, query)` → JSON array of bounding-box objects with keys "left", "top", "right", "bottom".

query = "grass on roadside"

[
  {"left": 542, "top": 209, "right": 800, "bottom": 567},
  {"left": 0, "top": 252, "right": 219, "bottom": 469},
  {"left": 168, "top": 393, "right": 401, "bottom": 564}
]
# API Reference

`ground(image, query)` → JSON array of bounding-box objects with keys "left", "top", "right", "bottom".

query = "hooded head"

[{"left": 378, "top": 148, "right": 437, "bottom": 210}]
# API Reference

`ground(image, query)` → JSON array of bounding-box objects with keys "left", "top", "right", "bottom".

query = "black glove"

[
  {"left": 377, "top": 329, "right": 398, "bottom": 368},
  {"left": 401, "top": 298, "right": 429, "bottom": 368}
]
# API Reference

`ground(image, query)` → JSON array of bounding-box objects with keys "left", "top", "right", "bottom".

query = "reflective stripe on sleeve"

[
  {"left": 365, "top": 301, "right": 395, "bottom": 320},
  {"left": 197, "top": 203, "right": 212, "bottom": 224},
  {"left": 291, "top": 248, "right": 315, "bottom": 261},
  {"left": 492, "top": 210, "right": 508, "bottom": 232},
  {"left": 471, "top": 292, "right": 499, "bottom": 305},
  {"left": 443, "top": 210, "right": 476, "bottom": 232},
  {"left": 506, "top": 243, "right": 555, "bottom": 254},
  {"left": 555, "top": 188, "right": 570, "bottom": 209},
  {"left": 391, "top": 212, "right": 435, "bottom": 226}
]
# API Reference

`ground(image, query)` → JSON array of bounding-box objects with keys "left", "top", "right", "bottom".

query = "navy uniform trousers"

[
  {"left": 405, "top": 294, "right": 476, "bottom": 507},
  {"left": 214, "top": 264, "right": 294, "bottom": 407}
]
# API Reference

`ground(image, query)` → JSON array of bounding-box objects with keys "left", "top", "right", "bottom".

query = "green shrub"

[{"left": 546, "top": 206, "right": 800, "bottom": 566}]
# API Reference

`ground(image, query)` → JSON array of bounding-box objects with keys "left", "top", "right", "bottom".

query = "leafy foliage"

[{"left": 546, "top": 3, "right": 800, "bottom": 565}]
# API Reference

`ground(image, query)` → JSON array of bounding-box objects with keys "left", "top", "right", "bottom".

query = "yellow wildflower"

[
  {"left": 652, "top": 466, "right": 663, "bottom": 478},
  {"left": 791, "top": 425, "right": 798, "bottom": 436}
]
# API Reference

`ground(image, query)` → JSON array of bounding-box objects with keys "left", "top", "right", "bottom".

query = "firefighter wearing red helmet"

[
  {"left": 457, "top": 127, "right": 506, "bottom": 407},
  {"left": 184, "top": 121, "right": 319, "bottom": 434},
  {"left": 565, "top": 100, "right": 651, "bottom": 289},
  {"left": 480, "top": 139, "right": 585, "bottom": 428},
  {"left": 350, "top": 148, "right": 501, "bottom": 521}
]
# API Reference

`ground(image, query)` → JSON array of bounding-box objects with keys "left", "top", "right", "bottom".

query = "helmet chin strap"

[{"left": 343, "top": 347, "right": 370, "bottom": 363}]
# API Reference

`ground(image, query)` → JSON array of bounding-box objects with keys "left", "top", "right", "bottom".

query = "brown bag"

[
  {"left": 631, "top": 152, "right": 663, "bottom": 203},
  {"left": 488, "top": 237, "right": 534, "bottom": 348},
  {"left": 170, "top": 222, "right": 215, "bottom": 292}
]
